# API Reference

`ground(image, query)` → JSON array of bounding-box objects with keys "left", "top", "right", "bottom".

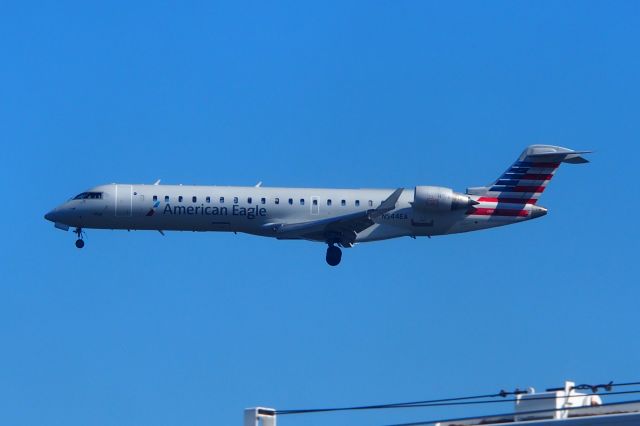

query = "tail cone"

[{"left": 530, "top": 206, "right": 548, "bottom": 218}]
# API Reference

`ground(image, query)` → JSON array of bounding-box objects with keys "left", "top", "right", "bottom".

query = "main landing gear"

[
  {"left": 325, "top": 244, "right": 342, "bottom": 266},
  {"left": 74, "top": 227, "right": 85, "bottom": 249}
]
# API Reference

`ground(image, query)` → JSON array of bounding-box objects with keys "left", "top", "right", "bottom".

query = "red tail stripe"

[
  {"left": 521, "top": 174, "right": 554, "bottom": 180},
  {"left": 513, "top": 186, "right": 546, "bottom": 193},
  {"left": 469, "top": 208, "right": 529, "bottom": 217},
  {"left": 478, "top": 197, "right": 537, "bottom": 205}
]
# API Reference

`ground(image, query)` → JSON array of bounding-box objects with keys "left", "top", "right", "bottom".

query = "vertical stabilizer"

[{"left": 467, "top": 145, "right": 590, "bottom": 204}]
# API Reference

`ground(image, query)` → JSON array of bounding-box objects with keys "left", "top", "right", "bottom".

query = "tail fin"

[{"left": 467, "top": 145, "right": 591, "bottom": 204}]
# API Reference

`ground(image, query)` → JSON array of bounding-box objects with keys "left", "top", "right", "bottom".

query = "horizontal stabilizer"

[
  {"left": 527, "top": 150, "right": 592, "bottom": 164},
  {"left": 562, "top": 155, "right": 590, "bottom": 164}
]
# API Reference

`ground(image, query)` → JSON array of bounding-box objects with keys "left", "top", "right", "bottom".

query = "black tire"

[
  {"left": 325, "top": 246, "right": 342, "bottom": 266},
  {"left": 75, "top": 239, "right": 85, "bottom": 249}
]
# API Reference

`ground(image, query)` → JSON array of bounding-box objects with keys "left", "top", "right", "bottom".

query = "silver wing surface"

[{"left": 264, "top": 188, "right": 404, "bottom": 245}]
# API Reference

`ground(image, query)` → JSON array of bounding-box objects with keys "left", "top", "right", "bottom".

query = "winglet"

[
  {"left": 373, "top": 188, "right": 404, "bottom": 216},
  {"left": 255, "top": 181, "right": 263, "bottom": 187},
  {"left": 153, "top": 179, "right": 161, "bottom": 185}
]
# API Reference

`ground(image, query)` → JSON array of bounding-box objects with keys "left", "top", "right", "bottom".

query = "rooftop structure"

[{"left": 244, "top": 381, "right": 640, "bottom": 426}]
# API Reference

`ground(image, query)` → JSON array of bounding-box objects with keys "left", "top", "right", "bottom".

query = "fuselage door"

[
  {"left": 115, "top": 185, "right": 132, "bottom": 216},
  {"left": 311, "top": 196, "right": 320, "bottom": 215}
]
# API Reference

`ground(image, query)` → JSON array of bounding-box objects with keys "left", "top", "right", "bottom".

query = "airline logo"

[
  {"left": 146, "top": 200, "right": 267, "bottom": 219},
  {"left": 487, "top": 160, "right": 559, "bottom": 200},
  {"left": 467, "top": 160, "right": 559, "bottom": 218},
  {"left": 145, "top": 200, "right": 161, "bottom": 216},
  {"left": 162, "top": 203, "right": 267, "bottom": 219}
]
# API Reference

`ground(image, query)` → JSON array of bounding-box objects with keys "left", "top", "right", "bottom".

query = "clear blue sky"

[{"left": 1, "top": 1, "right": 639, "bottom": 425}]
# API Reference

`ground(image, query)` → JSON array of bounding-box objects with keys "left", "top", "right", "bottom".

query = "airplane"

[{"left": 44, "top": 145, "right": 589, "bottom": 266}]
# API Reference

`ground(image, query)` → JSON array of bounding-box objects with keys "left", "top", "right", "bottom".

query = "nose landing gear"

[
  {"left": 325, "top": 244, "right": 342, "bottom": 266},
  {"left": 74, "top": 227, "right": 85, "bottom": 249}
]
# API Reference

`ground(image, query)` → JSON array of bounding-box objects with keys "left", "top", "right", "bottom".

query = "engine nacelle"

[{"left": 413, "top": 186, "right": 474, "bottom": 212}]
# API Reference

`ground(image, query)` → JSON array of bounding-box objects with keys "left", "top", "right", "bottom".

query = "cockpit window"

[{"left": 73, "top": 192, "right": 103, "bottom": 200}]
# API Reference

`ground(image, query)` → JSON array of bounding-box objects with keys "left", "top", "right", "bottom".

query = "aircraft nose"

[{"left": 45, "top": 209, "right": 58, "bottom": 222}]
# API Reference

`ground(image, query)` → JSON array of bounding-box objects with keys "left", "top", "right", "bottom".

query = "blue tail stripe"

[{"left": 500, "top": 173, "right": 526, "bottom": 179}]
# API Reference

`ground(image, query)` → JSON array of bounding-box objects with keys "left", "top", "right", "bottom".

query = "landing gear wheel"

[
  {"left": 74, "top": 227, "right": 84, "bottom": 249},
  {"left": 326, "top": 245, "right": 342, "bottom": 266}
]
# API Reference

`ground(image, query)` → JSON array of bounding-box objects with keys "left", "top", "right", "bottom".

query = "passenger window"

[
  {"left": 192, "top": 196, "right": 197, "bottom": 203},
  {"left": 220, "top": 197, "right": 224, "bottom": 203},
  {"left": 341, "top": 200, "right": 346, "bottom": 206},
  {"left": 165, "top": 196, "right": 169, "bottom": 202},
  {"left": 288, "top": 198, "right": 293, "bottom": 205},
  {"left": 355, "top": 200, "right": 360, "bottom": 207},
  {"left": 300, "top": 199, "right": 304, "bottom": 205},
  {"left": 313, "top": 199, "right": 318, "bottom": 206},
  {"left": 248, "top": 197, "right": 252, "bottom": 204},
  {"left": 275, "top": 197, "right": 280, "bottom": 204},
  {"left": 327, "top": 199, "right": 332, "bottom": 206},
  {"left": 153, "top": 195, "right": 158, "bottom": 202},
  {"left": 234, "top": 197, "right": 239, "bottom": 203},
  {"left": 261, "top": 198, "right": 266, "bottom": 204},
  {"left": 179, "top": 196, "right": 183, "bottom": 202},
  {"left": 206, "top": 196, "right": 211, "bottom": 203},
  {"left": 368, "top": 200, "right": 373, "bottom": 207}
]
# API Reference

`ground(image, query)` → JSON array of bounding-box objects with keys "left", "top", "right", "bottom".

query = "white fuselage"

[{"left": 45, "top": 183, "right": 543, "bottom": 244}]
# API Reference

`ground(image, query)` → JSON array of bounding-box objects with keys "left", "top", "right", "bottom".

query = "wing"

[{"left": 264, "top": 188, "right": 404, "bottom": 245}]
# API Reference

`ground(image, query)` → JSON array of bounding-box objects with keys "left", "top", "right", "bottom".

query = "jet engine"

[{"left": 413, "top": 186, "right": 476, "bottom": 212}]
